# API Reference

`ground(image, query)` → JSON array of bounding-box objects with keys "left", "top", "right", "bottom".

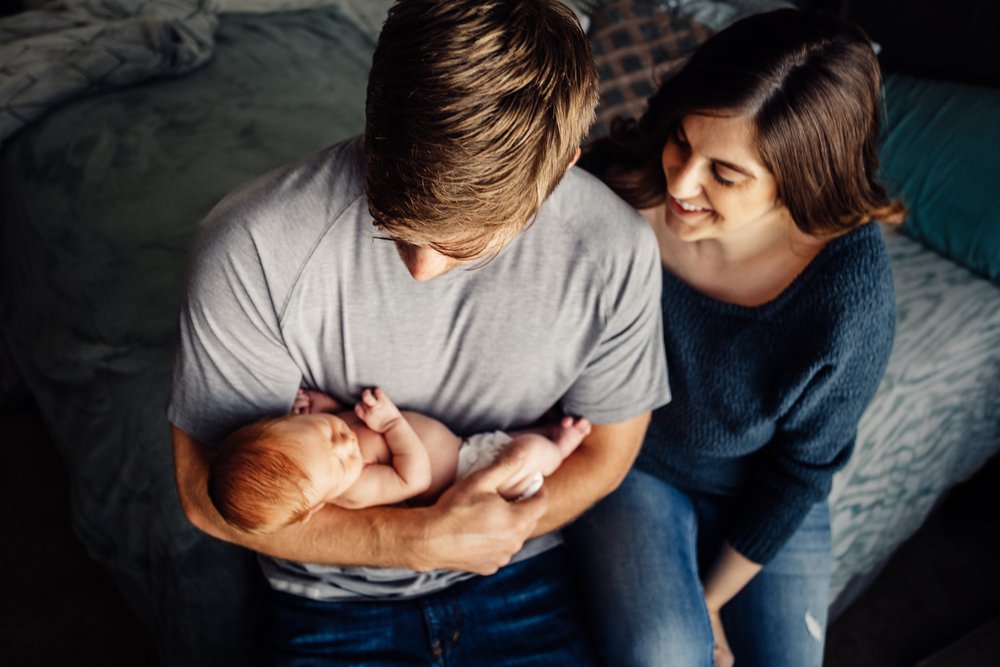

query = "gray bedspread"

[
  {"left": 829, "top": 227, "right": 1000, "bottom": 614},
  {"left": 0, "top": 0, "right": 217, "bottom": 148},
  {"left": 0, "top": 5, "right": 373, "bottom": 665}
]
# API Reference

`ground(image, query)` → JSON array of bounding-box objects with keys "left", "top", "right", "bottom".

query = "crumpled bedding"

[
  {"left": 0, "top": 4, "right": 374, "bottom": 665},
  {"left": 0, "top": 0, "right": 218, "bottom": 148}
]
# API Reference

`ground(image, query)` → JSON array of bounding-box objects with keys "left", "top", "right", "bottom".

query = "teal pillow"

[{"left": 880, "top": 74, "right": 1000, "bottom": 285}]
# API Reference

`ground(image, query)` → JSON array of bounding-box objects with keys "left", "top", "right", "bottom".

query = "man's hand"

[{"left": 406, "top": 447, "right": 548, "bottom": 574}]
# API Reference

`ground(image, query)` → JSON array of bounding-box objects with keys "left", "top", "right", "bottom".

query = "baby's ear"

[{"left": 300, "top": 503, "right": 326, "bottom": 524}]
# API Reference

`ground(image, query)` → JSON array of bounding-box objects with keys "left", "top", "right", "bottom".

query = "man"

[{"left": 169, "top": 1, "right": 669, "bottom": 663}]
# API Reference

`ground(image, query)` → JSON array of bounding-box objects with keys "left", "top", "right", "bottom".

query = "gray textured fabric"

[
  {"left": 169, "top": 137, "right": 667, "bottom": 444},
  {"left": 0, "top": 6, "right": 375, "bottom": 665},
  {"left": 168, "top": 136, "right": 669, "bottom": 599},
  {"left": 828, "top": 227, "right": 1000, "bottom": 613},
  {"left": 0, "top": 0, "right": 218, "bottom": 147}
]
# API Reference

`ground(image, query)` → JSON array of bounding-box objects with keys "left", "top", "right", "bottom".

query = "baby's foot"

[
  {"left": 354, "top": 387, "right": 403, "bottom": 433},
  {"left": 552, "top": 416, "right": 592, "bottom": 458}
]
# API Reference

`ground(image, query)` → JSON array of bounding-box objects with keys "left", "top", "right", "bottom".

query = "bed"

[{"left": 2, "top": 1, "right": 998, "bottom": 664}]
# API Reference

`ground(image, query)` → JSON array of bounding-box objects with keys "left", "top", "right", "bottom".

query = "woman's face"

[{"left": 660, "top": 114, "right": 789, "bottom": 243}]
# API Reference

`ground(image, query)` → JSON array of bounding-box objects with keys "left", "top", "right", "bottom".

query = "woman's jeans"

[
  {"left": 564, "top": 469, "right": 832, "bottom": 667},
  {"left": 260, "top": 546, "right": 599, "bottom": 666}
]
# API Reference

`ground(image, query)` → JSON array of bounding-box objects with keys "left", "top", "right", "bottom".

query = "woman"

[{"left": 566, "top": 9, "right": 905, "bottom": 667}]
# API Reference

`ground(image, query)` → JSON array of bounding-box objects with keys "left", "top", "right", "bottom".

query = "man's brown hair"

[
  {"left": 584, "top": 9, "right": 906, "bottom": 236},
  {"left": 365, "top": 0, "right": 599, "bottom": 258},
  {"left": 208, "top": 419, "right": 315, "bottom": 535}
]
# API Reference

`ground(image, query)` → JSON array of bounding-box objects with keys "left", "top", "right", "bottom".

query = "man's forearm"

[
  {"left": 172, "top": 424, "right": 425, "bottom": 567},
  {"left": 529, "top": 412, "right": 650, "bottom": 537},
  {"left": 172, "top": 424, "right": 546, "bottom": 573}
]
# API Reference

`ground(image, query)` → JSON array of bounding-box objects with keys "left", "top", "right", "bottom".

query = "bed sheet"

[
  {"left": 829, "top": 227, "right": 1000, "bottom": 614},
  {"left": 0, "top": 5, "right": 374, "bottom": 665}
]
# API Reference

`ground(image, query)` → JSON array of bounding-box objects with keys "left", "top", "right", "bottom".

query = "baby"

[{"left": 208, "top": 387, "right": 591, "bottom": 534}]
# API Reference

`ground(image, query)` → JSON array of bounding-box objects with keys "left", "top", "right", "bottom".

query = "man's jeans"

[
  {"left": 261, "top": 546, "right": 600, "bottom": 666},
  {"left": 564, "top": 468, "right": 832, "bottom": 667}
]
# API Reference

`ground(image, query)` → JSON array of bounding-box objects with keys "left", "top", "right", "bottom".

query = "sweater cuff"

[{"left": 726, "top": 492, "right": 815, "bottom": 565}]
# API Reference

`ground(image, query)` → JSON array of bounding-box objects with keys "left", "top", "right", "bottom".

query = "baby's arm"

[
  {"left": 335, "top": 388, "right": 433, "bottom": 508},
  {"left": 500, "top": 416, "right": 592, "bottom": 500}
]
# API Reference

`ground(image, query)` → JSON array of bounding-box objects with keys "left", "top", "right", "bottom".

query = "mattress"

[{"left": 829, "top": 227, "right": 1000, "bottom": 614}]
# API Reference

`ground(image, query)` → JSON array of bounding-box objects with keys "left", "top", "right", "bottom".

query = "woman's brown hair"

[{"left": 583, "top": 9, "right": 905, "bottom": 236}]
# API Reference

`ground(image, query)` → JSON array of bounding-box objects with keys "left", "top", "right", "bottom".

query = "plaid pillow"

[{"left": 589, "top": 0, "right": 713, "bottom": 140}]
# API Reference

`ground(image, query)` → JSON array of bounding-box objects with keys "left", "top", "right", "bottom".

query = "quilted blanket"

[{"left": 0, "top": 0, "right": 217, "bottom": 148}]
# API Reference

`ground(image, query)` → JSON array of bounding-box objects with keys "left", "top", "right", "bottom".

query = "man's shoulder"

[
  {"left": 549, "top": 166, "right": 647, "bottom": 231},
  {"left": 201, "top": 136, "right": 366, "bottom": 246},
  {"left": 538, "top": 167, "right": 659, "bottom": 276},
  {"left": 185, "top": 137, "right": 367, "bottom": 312}
]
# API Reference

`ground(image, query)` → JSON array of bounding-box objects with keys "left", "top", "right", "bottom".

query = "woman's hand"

[
  {"left": 708, "top": 609, "right": 734, "bottom": 667},
  {"left": 702, "top": 542, "right": 762, "bottom": 666}
]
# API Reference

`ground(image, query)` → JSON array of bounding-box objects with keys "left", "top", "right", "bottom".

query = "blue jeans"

[
  {"left": 564, "top": 469, "right": 831, "bottom": 667},
  {"left": 260, "top": 546, "right": 599, "bottom": 666}
]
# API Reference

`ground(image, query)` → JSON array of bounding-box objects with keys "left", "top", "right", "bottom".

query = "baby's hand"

[
  {"left": 291, "top": 389, "right": 311, "bottom": 415},
  {"left": 297, "top": 388, "right": 344, "bottom": 414},
  {"left": 354, "top": 387, "right": 403, "bottom": 433}
]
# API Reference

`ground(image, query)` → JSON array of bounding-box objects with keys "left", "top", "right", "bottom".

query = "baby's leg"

[
  {"left": 548, "top": 416, "right": 592, "bottom": 459},
  {"left": 496, "top": 419, "right": 586, "bottom": 500}
]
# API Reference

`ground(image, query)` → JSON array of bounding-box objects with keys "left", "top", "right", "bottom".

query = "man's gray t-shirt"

[{"left": 168, "top": 137, "right": 669, "bottom": 599}]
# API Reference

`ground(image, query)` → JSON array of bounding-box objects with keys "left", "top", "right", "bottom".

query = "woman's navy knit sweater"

[{"left": 637, "top": 222, "right": 895, "bottom": 565}]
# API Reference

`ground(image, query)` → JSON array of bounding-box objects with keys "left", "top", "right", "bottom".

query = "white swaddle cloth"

[{"left": 457, "top": 431, "right": 544, "bottom": 500}]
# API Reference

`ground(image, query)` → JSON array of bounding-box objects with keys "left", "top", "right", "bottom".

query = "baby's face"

[{"left": 268, "top": 413, "right": 364, "bottom": 503}]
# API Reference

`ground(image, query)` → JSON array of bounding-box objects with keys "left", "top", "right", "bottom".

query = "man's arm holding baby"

[{"left": 172, "top": 424, "right": 546, "bottom": 574}]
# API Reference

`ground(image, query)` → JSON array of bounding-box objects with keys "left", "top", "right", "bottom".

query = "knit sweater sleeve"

[{"left": 726, "top": 233, "right": 895, "bottom": 565}]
